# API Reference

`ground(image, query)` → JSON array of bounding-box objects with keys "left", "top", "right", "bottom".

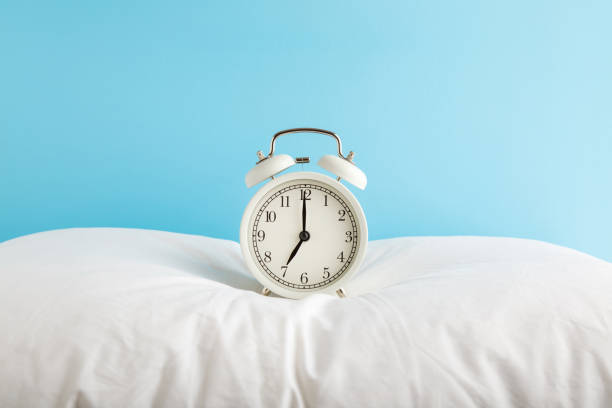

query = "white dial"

[{"left": 240, "top": 172, "right": 367, "bottom": 298}]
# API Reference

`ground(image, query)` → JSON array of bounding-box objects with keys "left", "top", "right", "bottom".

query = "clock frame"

[{"left": 240, "top": 171, "right": 368, "bottom": 299}]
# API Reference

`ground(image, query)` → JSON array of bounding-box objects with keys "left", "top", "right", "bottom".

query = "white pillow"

[{"left": 0, "top": 228, "right": 611, "bottom": 407}]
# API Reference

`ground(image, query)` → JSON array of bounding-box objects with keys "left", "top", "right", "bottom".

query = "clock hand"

[
  {"left": 302, "top": 193, "right": 307, "bottom": 232},
  {"left": 287, "top": 196, "right": 310, "bottom": 266},
  {"left": 286, "top": 239, "right": 303, "bottom": 265}
]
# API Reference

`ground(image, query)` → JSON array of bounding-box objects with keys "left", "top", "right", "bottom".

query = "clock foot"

[
  {"left": 336, "top": 288, "right": 346, "bottom": 298},
  {"left": 261, "top": 287, "right": 271, "bottom": 296}
]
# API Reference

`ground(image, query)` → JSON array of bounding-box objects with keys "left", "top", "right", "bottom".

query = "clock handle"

[
  {"left": 248, "top": 127, "right": 366, "bottom": 189},
  {"left": 263, "top": 128, "right": 351, "bottom": 161}
]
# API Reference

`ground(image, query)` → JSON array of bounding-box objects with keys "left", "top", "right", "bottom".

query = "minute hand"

[{"left": 302, "top": 194, "right": 306, "bottom": 232}]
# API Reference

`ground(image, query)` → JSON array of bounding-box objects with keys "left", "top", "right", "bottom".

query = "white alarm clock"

[{"left": 239, "top": 128, "right": 368, "bottom": 299}]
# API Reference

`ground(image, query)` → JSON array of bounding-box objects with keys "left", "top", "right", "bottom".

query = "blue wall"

[{"left": 1, "top": 1, "right": 611, "bottom": 261}]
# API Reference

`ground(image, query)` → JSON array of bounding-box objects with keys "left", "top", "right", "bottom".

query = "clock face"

[{"left": 244, "top": 175, "right": 365, "bottom": 294}]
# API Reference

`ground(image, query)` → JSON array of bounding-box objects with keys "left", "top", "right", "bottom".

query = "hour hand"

[{"left": 286, "top": 239, "right": 303, "bottom": 265}]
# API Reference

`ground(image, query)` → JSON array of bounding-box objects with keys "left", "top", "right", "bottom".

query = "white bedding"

[{"left": 0, "top": 228, "right": 611, "bottom": 407}]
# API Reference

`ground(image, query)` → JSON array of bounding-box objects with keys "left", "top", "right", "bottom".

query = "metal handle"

[{"left": 266, "top": 128, "right": 346, "bottom": 159}]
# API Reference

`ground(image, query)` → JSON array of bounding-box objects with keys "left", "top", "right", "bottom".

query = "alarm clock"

[{"left": 239, "top": 128, "right": 368, "bottom": 299}]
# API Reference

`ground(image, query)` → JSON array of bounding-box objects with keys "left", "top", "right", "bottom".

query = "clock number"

[
  {"left": 265, "top": 210, "right": 276, "bottom": 222},
  {"left": 338, "top": 210, "right": 346, "bottom": 221},
  {"left": 280, "top": 196, "right": 290, "bottom": 207},
  {"left": 300, "top": 272, "right": 308, "bottom": 284},
  {"left": 324, "top": 195, "right": 328, "bottom": 206},
  {"left": 264, "top": 251, "right": 272, "bottom": 263},
  {"left": 337, "top": 251, "right": 345, "bottom": 263},
  {"left": 300, "top": 189, "right": 311, "bottom": 201},
  {"left": 281, "top": 265, "right": 288, "bottom": 277},
  {"left": 323, "top": 267, "right": 330, "bottom": 279},
  {"left": 345, "top": 231, "right": 352, "bottom": 242},
  {"left": 257, "top": 230, "right": 265, "bottom": 241}
]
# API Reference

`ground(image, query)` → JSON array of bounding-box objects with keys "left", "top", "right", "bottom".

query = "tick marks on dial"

[{"left": 251, "top": 182, "right": 358, "bottom": 290}]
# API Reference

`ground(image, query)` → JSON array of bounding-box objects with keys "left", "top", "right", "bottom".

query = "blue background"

[{"left": 1, "top": 1, "right": 611, "bottom": 261}]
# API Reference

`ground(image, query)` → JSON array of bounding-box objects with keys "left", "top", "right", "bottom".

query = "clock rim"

[{"left": 239, "top": 171, "right": 368, "bottom": 299}]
